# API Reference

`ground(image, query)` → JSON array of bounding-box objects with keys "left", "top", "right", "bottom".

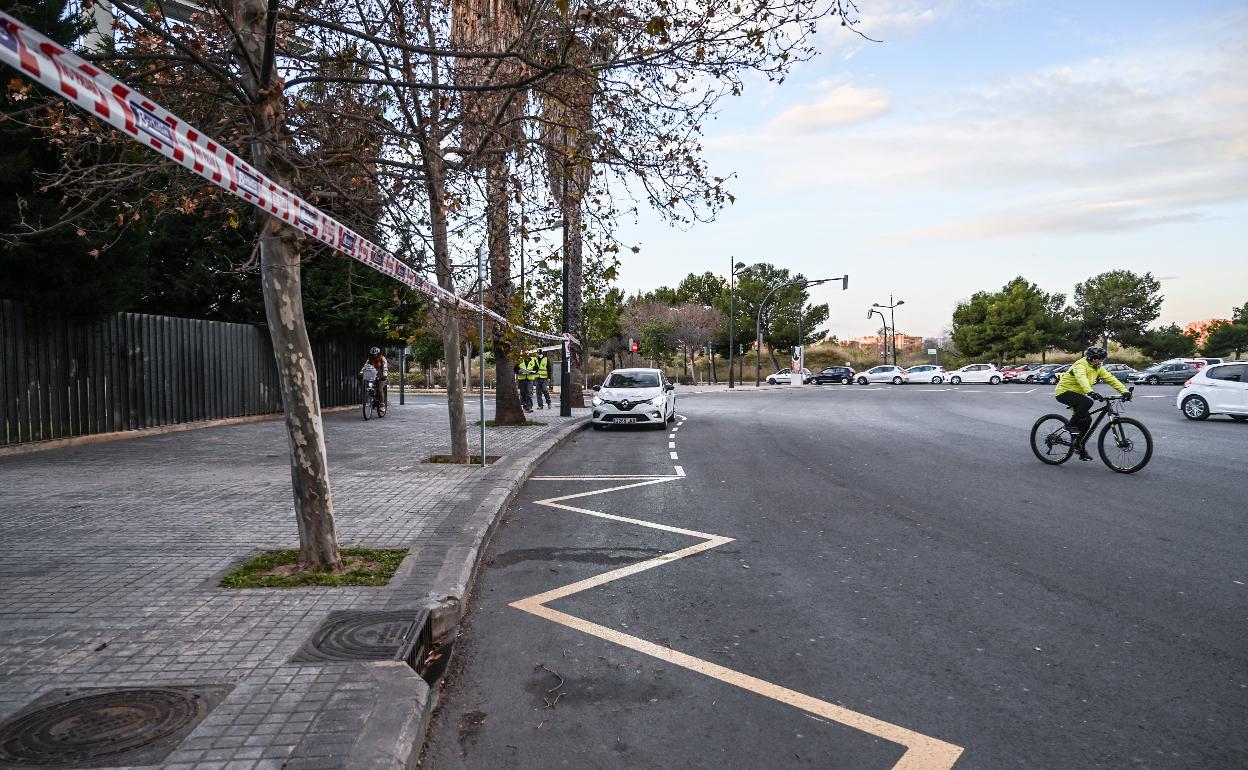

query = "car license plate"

[{"left": 611, "top": 417, "right": 637, "bottom": 424}]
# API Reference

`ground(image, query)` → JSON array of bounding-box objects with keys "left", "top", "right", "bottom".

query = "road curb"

[
  {"left": 424, "top": 415, "right": 590, "bottom": 639},
  {"left": 375, "top": 415, "right": 587, "bottom": 769}
]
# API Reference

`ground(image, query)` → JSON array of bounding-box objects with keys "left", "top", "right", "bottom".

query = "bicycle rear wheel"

[
  {"left": 1098, "top": 417, "right": 1152, "bottom": 473},
  {"left": 1030, "top": 414, "right": 1074, "bottom": 465}
]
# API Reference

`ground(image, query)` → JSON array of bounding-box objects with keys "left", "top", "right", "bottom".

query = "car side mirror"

[
  {"left": 592, "top": 385, "right": 601, "bottom": 392},
  {"left": 665, "top": 383, "right": 675, "bottom": 391}
]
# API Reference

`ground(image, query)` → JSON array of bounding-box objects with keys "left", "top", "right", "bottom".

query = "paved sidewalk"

[{"left": 0, "top": 400, "right": 587, "bottom": 769}]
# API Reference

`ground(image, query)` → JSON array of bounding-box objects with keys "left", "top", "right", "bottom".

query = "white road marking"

[
  {"left": 669, "top": 433, "right": 676, "bottom": 438},
  {"left": 674, "top": 465, "right": 685, "bottom": 477},
  {"left": 513, "top": 472, "right": 965, "bottom": 769},
  {"left": 670, "top": 451, "right": 679, "bottom": 460},
  {"left": 668, "top": 441, "right": 676, "bottom": 449}
]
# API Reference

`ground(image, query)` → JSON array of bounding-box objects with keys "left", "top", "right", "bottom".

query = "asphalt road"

[{"left": 422, "top": 383, "right": 1247, "bottom": 769}]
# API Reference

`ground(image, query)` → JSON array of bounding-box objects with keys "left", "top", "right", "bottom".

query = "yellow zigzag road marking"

[{"left": 510, "top": 478, "right": 965, "bottom": 769}]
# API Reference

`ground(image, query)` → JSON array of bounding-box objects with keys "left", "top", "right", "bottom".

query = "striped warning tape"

[{"left": 0, "top": 11, "right": 571, "bottom": 345}]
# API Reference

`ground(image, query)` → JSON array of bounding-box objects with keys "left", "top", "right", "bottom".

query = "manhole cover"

[
  {"left": 0, "top": 685, "right": 230, "bottom": 768},
  {"left": 291, "top": 609, "right": 429, "bottom": 664}
]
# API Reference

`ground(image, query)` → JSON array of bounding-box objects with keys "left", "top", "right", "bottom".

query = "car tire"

[
  {"left": 592, "top": 423, "right": 604, "bottom": 430},
  {"left": 857, "top": 376, "right": 869, "bottom": 385},
  {"left": 892, "top": 376, "right": 903, "bottom": 385},
  {"left": 767, "top": 378, "right": 777, "bottom": 385},
  {"left": 842, "top": 377, "right": 852, "bottom": 385},
  {"left": 932, "top": 376, "right": 943, "bottom": 384},
  {"left": 989, "top": 375, "right": 1001, "bottom": 385},
  {"left": 1181, "top": 396, "right": 1210, "bottom": 420},
  {"left": 1146, "top": 375, "right": 1160, "bottom": 385},
  {"left": 950, "top": 376, "right": 962, "bottom": 384}
]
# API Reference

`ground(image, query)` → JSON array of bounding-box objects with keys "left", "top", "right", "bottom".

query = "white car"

[
  {"left": 766, "top": 367, "right": 812, "bottom": 384},
  {"left": 905, "top": 364, "right": 948, "bottom": 384},
  {"left": 590, "top": 368, "right": 676, "bottom": 429},
  {"left": 855, "top": 365, "right": 910, "bottom": 385},
  {"left": 1176, "top": 362, "right": 1248, "bottom": 421},
  {"left": 947, "top": 364, "right": 1003, "bottom": 385}
]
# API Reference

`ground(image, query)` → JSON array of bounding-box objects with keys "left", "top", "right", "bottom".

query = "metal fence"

[{"left": 1, "top": 300, "right": 367, "bottom": 446}]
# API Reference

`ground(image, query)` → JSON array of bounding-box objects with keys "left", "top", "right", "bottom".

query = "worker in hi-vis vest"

[
  {"left": 514, "top": 351, "right": 535, "bottom": 412},
  {"left": 534, "top": 351, "right": 552, "bottom": 409}
]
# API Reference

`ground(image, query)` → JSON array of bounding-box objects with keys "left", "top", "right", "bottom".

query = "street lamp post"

[
  {"left": 867, "top": 308, "right": 889, "bottom": 362},
  {"left": 755, "top": 275, "right": 848, "bottom": 387},
  {"left": 872, "top": 295, "right": 905, "bottom": 366},
  {"left": 727, "top": 260, "right": 748, "bottom": 389}
]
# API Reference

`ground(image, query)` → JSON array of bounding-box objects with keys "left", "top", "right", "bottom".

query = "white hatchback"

[
  {"left": 590, "top": 368, "right": 676, "bottom": 429},
  {"left": 855, "top": 365, "right": 910, "bottom": 385},
  {"left": 947, "top": 364, "right": 1003, "bottom": 385},
  {"left": 1176, "top": 362, "right": 1248, "bottom": 421},
  {"left": 905, "top": 364, "right": 947, "bottom": 384}
]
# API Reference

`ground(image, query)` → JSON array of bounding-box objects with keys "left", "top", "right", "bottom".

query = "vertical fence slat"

[{"left": 0, "top": 302, "right": 14, "bottom": 445}]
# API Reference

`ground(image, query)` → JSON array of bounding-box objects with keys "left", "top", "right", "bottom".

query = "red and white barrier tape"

[{"left": 0, "top": 12, "right": 572, "bottom": 345}]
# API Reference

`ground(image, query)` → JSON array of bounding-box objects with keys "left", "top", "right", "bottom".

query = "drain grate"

[
  {"left": 291, "top": 609, "right": 431, "bottom": 669},
  {"left": 0, "top": 685, "right": 230, "bottom": 768}
]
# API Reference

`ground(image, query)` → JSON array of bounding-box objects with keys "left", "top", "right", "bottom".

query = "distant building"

[{"left": 1184, "top": 319, "right": 1224, "bottom": 347}]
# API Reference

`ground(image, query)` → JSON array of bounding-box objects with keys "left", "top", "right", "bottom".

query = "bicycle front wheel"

[
  {"left": 362, "top": 390, "right": 372, "bottom": 421},
  {"left": 1030, "top": 414, "right": 1074, "bottom": 465},
  {"left": 1098, "top": 417, "right": 1152, "bottom": 473}
]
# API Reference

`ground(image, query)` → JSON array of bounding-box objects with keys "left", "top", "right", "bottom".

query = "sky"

[{"left": 612, "top": 0, "right": 1248, "bottom": 340}]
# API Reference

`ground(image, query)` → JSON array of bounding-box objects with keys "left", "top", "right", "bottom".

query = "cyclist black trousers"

[{"left": 1056, "top": 391, "right": 1094, "bottom": 437}]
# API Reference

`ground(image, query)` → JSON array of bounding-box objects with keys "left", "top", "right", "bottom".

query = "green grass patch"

[
  {"left": 474, "top": 419, "right": 546, "bottom": 427},
  {"left": 219, "top": 547, "right": 408, "bottom": 589}
]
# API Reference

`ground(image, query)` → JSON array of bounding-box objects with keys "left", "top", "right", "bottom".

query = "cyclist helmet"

[
  {"left": 369, "top": 347, "right": 381, "bottom": 356},
  {"left": 1085, "top": 346, "right": 1107, "bottom": 361}
]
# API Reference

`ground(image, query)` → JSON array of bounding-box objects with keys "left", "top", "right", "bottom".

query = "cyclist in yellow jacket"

[{"left": 1054, "top": 346, "right": 1130, "bottom": 460}]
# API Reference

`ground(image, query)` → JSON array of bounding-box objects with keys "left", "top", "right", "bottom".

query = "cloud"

[
  {"left": 709, "top": 12, "right": 1248, "bottom": 241},
  {"left": 768, "top": 85, "right": 890, "bottom": 133}
]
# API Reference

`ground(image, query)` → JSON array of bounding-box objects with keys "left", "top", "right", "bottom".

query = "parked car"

[
  {"left": 1001, "top": 364, "right": 1038, "bottom": 381},
  {"left": 904, "top": 364, "right": 948, "bottom": 384},
  {"left": 1102, "top": 363, "right": 1137, "bottom": 378},
  {"left": 947, "top": 364, "right": 1003, "bottom": 385},
  {"left": 811, "top": 366, "right": 855, "bottom": 385},
  {"left": 1036, "top": 364, "right": 1070, "bottom": 385},
  {"left": 855, "top": 365, "right": 910, "bottom": 385},
  {"left": 1025, "top": 364, "right": 1062, "bottom": 383},
  {"left": 1127, "top": 362, "right": 1199, "bottom": 385},
  {"left": 1197, "top": 357, "right": 1225, "bottom": 366},
  {"left": 1177, "top": 362, "right": 1248, "bottom": 421},
  {"left": 590, "top": 368, "right": 676, "bottom": 429},
  {"left": 766, "top": 367, "right": 813, "bottom": 384}
]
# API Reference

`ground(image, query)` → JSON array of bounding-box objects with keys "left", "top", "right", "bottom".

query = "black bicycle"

[
  {"left": 362, "top": 377, "right": 388, "bottom": 421},
  {"left": 1030, "top": 389, "right": 1152, "bottom": 473}
]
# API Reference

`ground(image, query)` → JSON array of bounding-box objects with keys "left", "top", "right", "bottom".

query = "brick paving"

[{"left": 0, "top": 398, "right": 585, "bottom": 769}]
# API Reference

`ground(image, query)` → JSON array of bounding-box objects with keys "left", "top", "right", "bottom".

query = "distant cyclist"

[
  {"left": 359, "top": 346, "right": 389, "bottom": 406},
  {"left": 1054, "top": 346, "right": 1130, "bottom": 460}
]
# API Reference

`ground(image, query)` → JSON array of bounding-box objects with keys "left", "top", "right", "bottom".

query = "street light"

[
  {"left": 872, "top": 295, "right": 905, "bottom": 366},
  {"left": 867, "top": 307, "right": 889, "bottom": 362},
  {"left": 755, "top": 275, "right": 849, "bottom": 387},
  {"left": 728, "top": 261, "right": 763, "bottom": 389}
]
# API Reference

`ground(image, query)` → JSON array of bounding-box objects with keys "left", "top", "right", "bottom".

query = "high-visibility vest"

[
  {"left": 522, "top": 357, "right": 538, "bottom": 380},
  {"left": 536, "top": 355, "right": 549, "bottom": 379}
]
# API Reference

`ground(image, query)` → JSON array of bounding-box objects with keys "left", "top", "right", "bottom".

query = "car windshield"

[{"left": 604, "top": 372, "right": 660, "bottom": 388}]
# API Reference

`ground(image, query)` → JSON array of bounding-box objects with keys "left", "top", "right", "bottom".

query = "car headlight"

[
  {"left": 649, "top": 395, "right": 666, "bottom": 406},
  {"left": 592, "top": 396, "right": 603, "bottom": 406}
]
